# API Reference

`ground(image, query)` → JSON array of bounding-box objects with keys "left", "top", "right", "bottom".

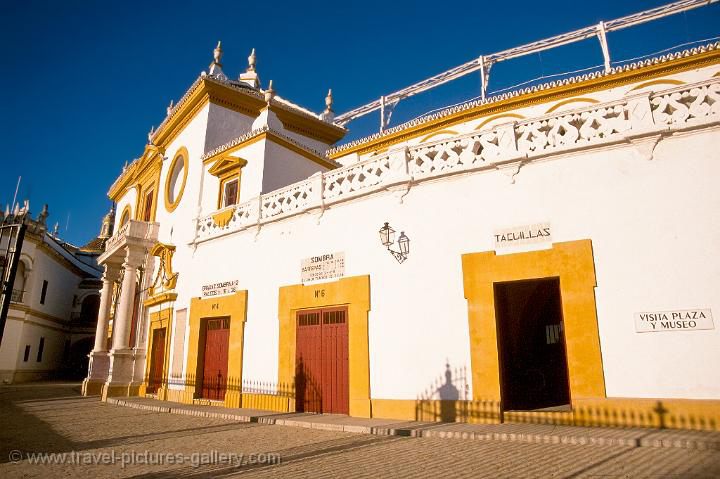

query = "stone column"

[
  {"left": 82, "top": 262, "right": 120, "bottom": 396},
  {"left": 102, "top": 248, "right": 145, "bottom": 400}
]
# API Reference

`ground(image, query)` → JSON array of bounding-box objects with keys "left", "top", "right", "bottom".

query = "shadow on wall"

[
  {"left": 144, "top": 367, "right": 718, "bottom": 431},
  {"left": 413, "top": 363, "right": 719, "bottom": 431}
]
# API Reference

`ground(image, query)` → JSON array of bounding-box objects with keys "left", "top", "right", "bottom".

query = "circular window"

[{"left": 165, "top": 147, "right": 188, "bottom": 212}]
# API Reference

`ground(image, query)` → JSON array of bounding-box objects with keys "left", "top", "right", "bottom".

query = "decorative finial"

[
  {"left": 248, "top": 48, "right": 256, "bottom": 72},
  {"left": 166, "top": 99, "right": 174, "bottom": 116},
  {"left": 53, "top": 222, "right": 59, "bottom": 235},
  {"left": 148, "top": 126, "right": 155, "bottom": 145},
  {"left": 320, "top": 88, "right": 335, "bottom": 122},
  {"left": 264, "top": 80, "right": 275, "bottom": 103},
  {"left": 325, "top": 89, "right": 333, "bottom": 111},
  {"left": 123, "top": 160, "right": 129, "bottom": 172},
  {"left": 213, "top": 41, "right": 223, "bottom": 66},
  {"left": 37, "top": 204, "right": 49, "bottom": 225},
  {"left": 207, "top": 41, "right": 228, "bottom": 80}
]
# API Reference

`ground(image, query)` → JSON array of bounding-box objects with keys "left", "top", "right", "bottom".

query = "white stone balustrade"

[
  {"left": 101, "top": 219, "right": 160, "bottom": 263},
  {"left": 193, "top": 78, "right": 720, "bottom": 244}
]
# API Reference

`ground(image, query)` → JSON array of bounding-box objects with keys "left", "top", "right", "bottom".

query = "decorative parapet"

[
  {"left": 193, "top": 78, "right": 720, "bottom": 244},
  {"left": 100, "top": 220, "right": 160, "bottom": 264}
]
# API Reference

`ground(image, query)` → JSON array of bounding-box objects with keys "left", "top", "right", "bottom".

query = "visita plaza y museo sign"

[{"left": 634, "top": 309, "right": 714, "bottom": 332}]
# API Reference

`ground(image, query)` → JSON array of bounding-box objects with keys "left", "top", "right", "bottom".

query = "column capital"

[
  {"left": 123, "top": 248, "right": 146, "bottom": 269},
  {"left": 102, "top": 262, "right": 122, "bottom": 282}
]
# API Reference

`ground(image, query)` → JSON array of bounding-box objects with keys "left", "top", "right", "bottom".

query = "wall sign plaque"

[
  {"left": 494, "top": 222, "right": 552, "bottom": 254},
  {"left": 634, "top": 309, "right": 714, "bottom": 332},
  {"left": 301, "top": 252, "right": 345, "bottom": 283},
  {"left": 201, "top": 280, "right": 239, "bottom": 298}
]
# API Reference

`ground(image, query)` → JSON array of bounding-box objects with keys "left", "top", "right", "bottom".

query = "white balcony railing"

[
  {"left": 194, "top": 78, "right": 720, "bottom": 243},
  {"left": 102, "top": 219, "right": 160, "bottom": 260}
]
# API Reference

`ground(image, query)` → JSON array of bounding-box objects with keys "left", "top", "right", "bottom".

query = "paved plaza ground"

[{"left": 1, "top": 383, "right": 719, "bottom": 478}]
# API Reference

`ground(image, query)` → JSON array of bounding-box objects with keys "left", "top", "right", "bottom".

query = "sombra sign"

[
  {"left": 301, "top": 252, "right": 345, "bottom": 283},
  {"left": 635, "top": 309, "right": 714, "bottom": 332},
  {"left": 494, "top": 222, "right": 552, "bottom": 254}
]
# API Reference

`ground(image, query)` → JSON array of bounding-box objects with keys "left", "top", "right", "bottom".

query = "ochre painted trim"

[
  {"left": 142, "top": 308, "right": 173, "bottom": 400},
  {"left": 152, "top": 78, "right": 345, "bottom": 150},
  {"left": 628, "top": 78, "right": 685, "bottom": 91},
  {"left": 474, "top": 113, "right": 526, "bottom": 130},
  {"left": 109, "top": 145, "right": 164, "bottom": 200},
  {"left": 209, "top": 157, "right": 246, "bottom": 210},
  {"left": 211, "top": 207, "right": 235, "bottom": 228},
  {"left": 119, "top": 205, "right": 132, "bottom": 227},
  {"left": 164, "top": 147, "right": 189, "bottom": 213},
  {"left": 419, "top": 130, "right": 458, "bottom": 143},
  {"left": 187, "top": 291, "right": 248, "bottom": 408},
  {"left": 329, "top": 48, "right": 720, "bottom": 159},
  {"left": 278, "top": 275, "right": 371, "bottom": 418},
  {"left": 144, "top": 292, "right": 178, "bottom": 307},
  {"left": 203, "top": 132, "right": 337, "bottom": 170},
  {"left": 462, "top": 240, "right": 605, "bottom": 414},
  {"left": 545, "top": 97, "right": 600, "bottom": 113}
]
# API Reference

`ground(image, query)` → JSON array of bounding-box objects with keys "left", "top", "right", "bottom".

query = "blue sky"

[{"left": 1, "top": 0, "right": 718, "bottom": 245}]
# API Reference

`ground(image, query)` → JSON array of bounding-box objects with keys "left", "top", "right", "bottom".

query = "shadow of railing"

[{"left": 413, "top": 363, "right": 718, "bottom": 431}]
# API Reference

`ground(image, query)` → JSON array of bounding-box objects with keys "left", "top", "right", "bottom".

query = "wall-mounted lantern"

[{"left": 379, "top": 222, "right": 410, "bottom": 263}]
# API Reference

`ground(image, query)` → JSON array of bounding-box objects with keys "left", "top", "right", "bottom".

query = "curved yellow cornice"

[
  {"left": 328, "top": 48, "right": 720, "bottom": 160},
  {"left": 419, "top": 130, "right": 458, "bottom": 143},
  {"left": 628, "top": 78, "right": 685, "bottom": 91},
  {"left": 474, "top": 113, "right": 526, "bottom": 130},
  {"left": 164, "top": 147, "right": 189, "bottom": 213},
  {"left": 545, "top": 97, "right": 599, "bottom": 113},
  {"left": 119, "top": 204, "right": 132, "bottom": 227}
]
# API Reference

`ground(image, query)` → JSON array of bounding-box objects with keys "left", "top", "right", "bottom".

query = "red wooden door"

[
  {"left": 147, "top": 328, "right": 166, "bottom": 394},
  {"left": 202, "top": 317, "right": 230, "bottom": 401},
  {"left": 295, "top": 307, "right": 348, "bottom": 414}
]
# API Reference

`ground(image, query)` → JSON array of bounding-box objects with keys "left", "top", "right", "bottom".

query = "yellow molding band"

[
  {"left": 144, "top": 292, "right": 178, "bottom": 307},
  {"left": 370, "top": 397, "right": 720, "bottom": 431}
]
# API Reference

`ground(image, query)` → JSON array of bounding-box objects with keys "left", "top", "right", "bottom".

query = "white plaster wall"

[
  {"left": 280, "top": 128, "right": 332, "bottom": 154},
  {"left": 170, "top": 125, "right": 720, "bottom": 401},
  {"left": 0, "top": 319, "right": 23, "bottom": 376},
  {"left": 261, "top": 141, "right": 328, "bottom": 194},
  {"left": 114, "top": 186, "right": 138, "bottom": 232},
  {"left": 22, "top": 242, "right": 83, "bottom": 320},
  {"left": 204, "top": 103, "right": 254, "bottom": 154},
  {"left": 16, "top": 321, "right": 69, "bottom": 372},
  {"left": 235, "top": 140, "right": 267, "bottom": 204}
]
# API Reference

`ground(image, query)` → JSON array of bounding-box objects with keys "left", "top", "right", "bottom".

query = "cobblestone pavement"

[{"left": 1, "top": 383, "right": 719, "bottom": 478}]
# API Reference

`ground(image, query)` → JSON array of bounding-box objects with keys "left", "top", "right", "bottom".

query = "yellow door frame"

[
  {"left": 462, "top": 239, "right": 606, "bottom": 416},
  {"left": 278, "top": 275, "right": 371, "bottom": 417},
  {"left": 186, "top": 290, "right": 248, "bottom": 408}
]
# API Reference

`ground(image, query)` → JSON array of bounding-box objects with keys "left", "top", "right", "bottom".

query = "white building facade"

[
  {"left": 1, "top": 206, "right": 104, "bottom": 383},
  {"left": 83, "top": 41, "right": 720, "bottom": 430}
]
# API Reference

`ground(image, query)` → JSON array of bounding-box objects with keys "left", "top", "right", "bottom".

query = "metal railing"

[{"left": 334, "top": 0, "right": 719, "bottom": 131}]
